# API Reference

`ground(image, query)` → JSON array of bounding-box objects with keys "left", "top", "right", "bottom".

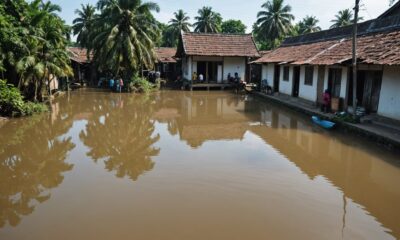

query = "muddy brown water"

[{"left": 0, "top": 89, "right": 399, "bottom": 240}]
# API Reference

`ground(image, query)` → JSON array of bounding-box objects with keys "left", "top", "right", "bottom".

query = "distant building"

[
  {"left": 67, "top": 47, "right": 94, "bottom": 85},
  {"left": 155, "top": 47, "right": 178, "bottom": 81},
  {"left": 176, "top": 32, "right": 260, "bottom": 84},
  {"left": 254, "top": 3, "right": 400, "bottom": 121}
]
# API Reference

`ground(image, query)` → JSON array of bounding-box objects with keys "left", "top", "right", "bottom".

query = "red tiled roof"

[
  {"left": 181, "top": 32, "right": 259, "bottom": 57},
  {"left": 254, "top": 30, "right": 400, "bottom": 66},
  {"left": 155, "top": 47, "right": 177, "bottom": 63},
  {"left": 68, "top": 47, "right": 93, "bottom": 64}
]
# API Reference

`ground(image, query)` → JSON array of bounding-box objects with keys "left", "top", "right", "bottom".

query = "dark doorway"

[
  {"left": 328, "top": 68, "right": 342, "bottom": 98},
  {"left": 274, "top": 65, "right": 280, "bottom": 92},
  {"left": 348, "top": 70, "right": 382, "bottom": 113},
  {"left": 197, "top": 62, "right": 206, "bottom": 81},
  {"left": 292, "top": 66, "right": 300, "bottom": 97},
  {"left": 207, "top": 62, "right": 221, "bottom": 83}
]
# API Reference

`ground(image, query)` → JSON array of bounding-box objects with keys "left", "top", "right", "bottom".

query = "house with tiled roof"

[
  {"left": 176, "top": 32, "right": 259, "bottom": 84},
  {"left": 254, "top": 2, "right": 400, "bottom": 121},
  {"left": 155, "top": 47, "right": 177, "bottom": 80},
  {"left": 67, "top": 47, "right": 95, "bottom": 85}
]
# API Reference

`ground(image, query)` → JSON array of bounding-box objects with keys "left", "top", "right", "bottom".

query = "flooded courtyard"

[{"left": 0, "top": 89, "right": 399, "bottom": 240}]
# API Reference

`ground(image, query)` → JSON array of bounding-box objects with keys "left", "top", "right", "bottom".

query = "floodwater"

[{"left": 0, "top": 90, "right": 399, "bottom": 240}]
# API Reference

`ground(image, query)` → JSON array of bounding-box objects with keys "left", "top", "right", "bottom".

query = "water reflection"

[
  {"left": 153, "top": 92, "right": 255, "bottom": 148},
  {"left": 152, "top": 91, "right": 400, "bottom": 238},
  {"left": 0, "top": 90, "right": 399, "bottom": 239},
  {"left": 0, "top": 104, "right": 75, "bottom": 228},
  {"left": 79, "top": 94, "right": 160, "bottom": 181},
  {"left": 250, "top": 104, "right": 400, "bottom": 238}
]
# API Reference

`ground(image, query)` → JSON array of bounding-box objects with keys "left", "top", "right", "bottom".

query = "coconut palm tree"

[
  {"left": 72, "top": 4, "right": 96, "bottom": 49},
  {"left": 90, "top": 0, "right": 160, "bottom": 78},
  {"left": 193, "top": 7, "right": 222, "bottom": 33},
  {"left": 298, "top": 16, "right": 321, "bottom": 34},
  {"left": 169, "top": 9, "right": 191, "bottom": 33},
  {"left": 256, "top": 0, "right": 295, "bottom": 41},
  {"left": 165, "top": 9, "right": 191, "bottom": 47},
  {"left": 330, "top": 9, "right": 363, "bottom": 29}
]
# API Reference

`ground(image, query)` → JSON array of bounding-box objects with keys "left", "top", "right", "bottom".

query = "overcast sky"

[{"left": 53, "top": 0, "right": 393, "bottom": 33}]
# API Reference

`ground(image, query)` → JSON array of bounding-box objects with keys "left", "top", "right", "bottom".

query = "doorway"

[
  {"left": 292, "top": 66, "right": 300, "bottom": 97},
  {"left": 348, "top": 70, "right": 382, "bottom": 113},
  {"left": 273, "top": 65, "right": 280, "bottom": 92},
  {"left": 328, "top": 68, "right": 342, "bottom": 98}
]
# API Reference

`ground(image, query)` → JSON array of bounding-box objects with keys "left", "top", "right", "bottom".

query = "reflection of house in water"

[
  {"left": 153, "top": 93, "right": 258, "bottom": 148},
  {"left": 250, "top": 106, "right": 400, "bottom": 238}
]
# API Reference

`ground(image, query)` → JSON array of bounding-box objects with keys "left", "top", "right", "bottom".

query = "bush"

[
  {"left": 128, "top": 74, "right": 157, "bottom": 93},
  {"left": 0, "top": 79, "right": 47, "bottom": 117}
]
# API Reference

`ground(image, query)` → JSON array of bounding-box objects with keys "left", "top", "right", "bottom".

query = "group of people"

[
  {"left": 192, "top": 72, "right": 204, "bottom": 82},
  {"left": 108, "top": 77, "right": 124, "bottom": 92}
]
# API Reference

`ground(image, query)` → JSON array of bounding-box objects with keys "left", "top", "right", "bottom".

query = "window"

[
  {"left": 304, "top": 66, "right": 314, "bottom": 86},
  {"left": 283, "top": 66, "right": 290, "bottom": 81}
]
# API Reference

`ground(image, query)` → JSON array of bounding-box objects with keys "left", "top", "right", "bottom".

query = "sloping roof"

[
  {"left": 254, "top": 30, "right": 400, "bottom": 66},
  {"left": 179, "top": 32, "right": 259, "bottom": 57},
  {"left": 254, "top": 8, "right": 400, "bottom": 66},
  {"left": 253, "top": 40, "right": 341, "bottom": 64},
  {"left": 68, "top": 47, "right": 92, "bottom": 64},
  {"left": 379, "top": 0, "right": 400, "bottom": 19},
  {"left": 155, "top": 47, "right": 177, "bottom": 63}
]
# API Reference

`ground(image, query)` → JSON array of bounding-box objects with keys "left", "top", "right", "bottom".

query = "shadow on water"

[{"left": 0, "top": 102, "right": 76, "bottom": 228}]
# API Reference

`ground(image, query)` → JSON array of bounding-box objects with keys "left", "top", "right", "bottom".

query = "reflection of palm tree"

[
  {"left": 79, "top": 95, "right": 160, "bottom": 181},
  {"left": 0, "top": 110, "right": 75, "bottom": 228}
]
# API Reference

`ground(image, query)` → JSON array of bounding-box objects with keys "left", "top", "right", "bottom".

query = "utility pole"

[{"left": 352, "top": 0, "right": 360, "bottom": 118}]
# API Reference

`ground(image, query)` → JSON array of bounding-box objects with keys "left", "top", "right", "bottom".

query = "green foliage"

[
  {"left": 129, "top": 75, "right": 157, "bottom": 93},
  {"left": 72, "top": 4, "right": 96, "bottom": 49},
  {"left": 194, "top": 6, "right": 222, "bottom": 33},
  {"left": 221, "top": 19, "right": 247, "bottom": 34},
  {"left": 0, "top": 79, "right": 47, "bottom": 117},
  {"left": 298, "top": 16, "right": 321, "bottom": 34},
  {"left": 256, "top": 0, "right": 295, "bottom": 41},
  {"left": 84, "top": 0, "right": 160, "bottom": 78},
  {"left": 161, "top": 9, "right": 191, "bottom": 47},
  {"left": 330, "top": 9, "right": 363, "bottom": 29},
  {"left": 0, "top": 0, "right": 72, "bottom": 102}
]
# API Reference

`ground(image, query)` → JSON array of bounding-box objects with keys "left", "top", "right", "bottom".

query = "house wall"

[
  {"left": 378, "top": 66, "right": 400, "bottom": 120},
  {"left": 223, "top": 57, "right": 246, "bottom": 81},
  {"left": 261, "top": 63, "right": 275, "bottom": 87},
  {"left": 299, "top": 66, "right": 319, "bottom": 102},
  {"left": 279, "top": 65, "right": 293, "bottom": 95},
  {"left": 182, "top": 56, "right": 193, "bottom": 80}
]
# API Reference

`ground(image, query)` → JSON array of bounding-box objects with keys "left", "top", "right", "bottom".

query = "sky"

[{"left": 53, "top": 0, "right": 393, "bottom": 33}]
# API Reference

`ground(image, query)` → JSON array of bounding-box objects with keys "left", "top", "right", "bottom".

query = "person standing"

[
  {"left": 109, "top": 77, "right": 115, "bottom": 90},
  {"left": 321, "top": 90, "right": 331, "bottom": 113},
  {"left": 119, "top": 78, "right": 124, "bottom": 93},
  {"left": 199, "top": 73, "right": 204, "bottom": 82}
]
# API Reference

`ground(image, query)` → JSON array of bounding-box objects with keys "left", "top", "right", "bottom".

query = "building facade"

[
  {"left": 177, "top": 32, "right": 260, "bottom": 83},
  {"left": 254, "top": 4, "right": 400, "bottom": 120}
]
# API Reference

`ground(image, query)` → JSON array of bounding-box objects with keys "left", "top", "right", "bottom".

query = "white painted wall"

[
  {"left": 182, "top": 56, "right": 193, "bottom": 80},
  {"left": 279, "top": 65, "right": 293, "bottom": 95},
  {"left": 224, "top": 57, "right": 246, "bottom": 81},
  {"left": 378, "top": 66, "right": 400, "bottom": 120},
  {"left": 299, "top": 66, "right": 318, "bottom": 102},
  {"left": 261, "top": 64, "right": 268, "bottom": 80},
  {"left": 340, "top": 67, "right": 348, "bottom": 99}
]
